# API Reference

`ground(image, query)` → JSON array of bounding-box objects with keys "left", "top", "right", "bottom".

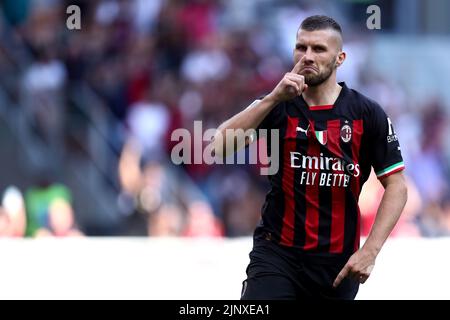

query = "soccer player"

[{"left": 211, "top": 15, "right": 407, "bottom": 299}]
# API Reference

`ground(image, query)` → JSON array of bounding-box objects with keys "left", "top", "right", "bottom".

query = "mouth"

[{"left": 301, "top": 66, "right": 318, "bottom": 73}]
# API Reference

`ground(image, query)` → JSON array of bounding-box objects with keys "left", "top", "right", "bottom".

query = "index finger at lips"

[{"left": 291, "top": 55, "right": 306, "bottom": 74}]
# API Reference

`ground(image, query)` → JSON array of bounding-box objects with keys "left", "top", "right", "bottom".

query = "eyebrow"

[{"left": 296, "top": 43, "right": 328, "bottom": 49}]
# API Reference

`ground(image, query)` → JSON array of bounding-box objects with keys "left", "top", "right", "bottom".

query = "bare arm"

[
  {"left": 363, "top": 171, "right": 408, "bottom": 256},
  {"left": 211, "top": 95, "right": 277, "bottom": 157},
  {"left": 333, "top": 171, "right": 408, "bottom": 287},
  {"left": 211, "top": 56, "right": 308, "bottom": 158}
]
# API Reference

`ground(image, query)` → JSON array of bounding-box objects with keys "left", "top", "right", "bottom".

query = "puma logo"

[{"left": 296, "top": 124, "right": 310, "bottom": 136}]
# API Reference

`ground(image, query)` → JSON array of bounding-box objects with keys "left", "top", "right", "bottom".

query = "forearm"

[
  {"left": 211, "top": 63, "right": 308, "bottom": 157},
  {"left": 211, "top": 94, "right": 278, "bottom": 157},
  {"left": 363, "top": 173, "right": 408, "bottom": 256}
]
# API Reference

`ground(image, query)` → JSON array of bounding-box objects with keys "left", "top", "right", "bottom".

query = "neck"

[{"left": 302, "top": 76, "right": 342, "bottom": 107}]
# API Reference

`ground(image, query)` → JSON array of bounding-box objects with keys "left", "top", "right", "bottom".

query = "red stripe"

[
  {"left": 327, "top": 120, "right": 345, "bottom": 253},
  {"left": 378, "top": 166, "right": 405, "bottom": 180},
  {"left": 350, "top": 120, "right": 364, "bottom": 198},
  {"left": 327, "top": 120, "right": 342, "bottom": 157},
  {"left": 280, "top": 116, "right": 298, "bottom": 246},
  {"left": 309, "top": 104, "right": 333, "bottom": 111},
  {"left": 351, "top": 120, "right": 364, "bottom": 252},
  {"left": 303, "top": 121, "right": 320, "bottom": 250}
]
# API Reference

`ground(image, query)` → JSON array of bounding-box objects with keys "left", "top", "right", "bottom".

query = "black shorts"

[{"left": 241, "top": 237, "right": 359, "bottom": 300}]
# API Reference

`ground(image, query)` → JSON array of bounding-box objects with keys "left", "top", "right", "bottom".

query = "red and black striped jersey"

[{"left": 254, "top": 82, "right": 405, "bottom": 261}]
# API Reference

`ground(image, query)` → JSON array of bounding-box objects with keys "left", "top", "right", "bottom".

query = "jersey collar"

[{"left": 299, "top": 82, "right": 348, "bottom": 111}]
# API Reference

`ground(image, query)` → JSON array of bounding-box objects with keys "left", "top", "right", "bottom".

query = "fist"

[{"left": 268, "top": 55, "right": 308, "bottom": 103}]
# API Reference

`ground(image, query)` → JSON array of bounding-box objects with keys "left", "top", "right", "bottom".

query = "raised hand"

[{"left": 267, "top": 55, "right": 309, "bottom": 103}]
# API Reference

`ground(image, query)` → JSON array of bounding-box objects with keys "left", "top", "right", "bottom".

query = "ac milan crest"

[{"left": 341, "top": 124, "right": 352, "bottom": 143}]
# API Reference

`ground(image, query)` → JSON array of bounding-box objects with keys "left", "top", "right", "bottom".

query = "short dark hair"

[{"left": 300, "top": 15, "right": 342, "bottom": 35}]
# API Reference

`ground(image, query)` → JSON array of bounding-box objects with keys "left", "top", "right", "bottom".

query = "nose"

[{"left": 303, "top": 48, "right": 314, "bottom": 63}]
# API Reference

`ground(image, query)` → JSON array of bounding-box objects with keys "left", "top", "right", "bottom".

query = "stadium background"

[{"left": 0, "top": 0, "right": 449, "bottom": 299}]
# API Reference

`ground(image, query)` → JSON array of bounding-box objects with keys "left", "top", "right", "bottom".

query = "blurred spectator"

[
  {"left": 177, "top": 0, "right": 220, "bottom": 47},
  {"left": 0, "top": 186, "right": 27, "bottom": 237},
  {"left": 25, "top": 178, "right": 82, "bottom": 237},
  {"left": 181, "top": 34, "right": 231, "bottom": 84},
  {"left": 148, "top": 204, "right": 183, "bottom": 236},
  {"left": 125, "top": 91, "right": 170, "bottom": 161},
  {"left": 22, "top": 45, "right": 67, "bottom": 167},
  {"left": 0, "top": 207, "right": 9, "bottom": 236},
  {"left": 183, "top": 201, "right": 224, "bottom": 237},
  {"left": 418, "top": 200, "right": 450, "bottom": 237},
  {"left": 118, "top": 138, "right": 221, "bottom": 236}
]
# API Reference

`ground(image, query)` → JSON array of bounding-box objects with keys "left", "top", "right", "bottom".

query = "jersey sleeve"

[
  {"left": 254, "top": 95, "right": 283, "bottom": 133},
  {"left": 366, "top": 103, "right": 405, "bottom": 180},
  {"left": 240, "top": 95, "right": 283, "bottom": 145}
]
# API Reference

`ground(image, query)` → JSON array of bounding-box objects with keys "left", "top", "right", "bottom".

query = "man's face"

[{"left": 293, "top": 29, "right": 343, "bottom": 86}]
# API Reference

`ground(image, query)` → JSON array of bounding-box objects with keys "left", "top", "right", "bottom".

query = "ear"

[{"left": 335, "top": 51, "right": 346, "bottom": 68}]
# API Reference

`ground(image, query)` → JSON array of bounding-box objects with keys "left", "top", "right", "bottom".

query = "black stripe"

[
  {"left": 293, "top": 117, "right": 308, "bottom": 248},
  {"left": 317, "top": 120, "right": 332, "bottom": 252},
  {"left": 270, "top": 117, "right": 287, "bottom": 244},
  {"left": 340, "top": 120, "right": 358, "bottom": 256}
]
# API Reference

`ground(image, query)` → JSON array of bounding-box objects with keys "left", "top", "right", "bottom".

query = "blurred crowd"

[{"left": 0, "top": 0, "right": 449, "bottom": 238}]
